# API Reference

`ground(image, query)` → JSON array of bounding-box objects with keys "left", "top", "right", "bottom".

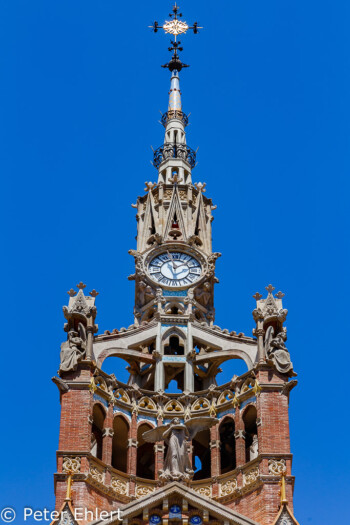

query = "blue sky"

[{"left": 0, "top": 1, "right": 349, "bottom": 524}]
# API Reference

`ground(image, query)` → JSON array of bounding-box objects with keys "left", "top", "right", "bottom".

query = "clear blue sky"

[{"left": 0, "top": 1, "right": 349, "bottom": 524}]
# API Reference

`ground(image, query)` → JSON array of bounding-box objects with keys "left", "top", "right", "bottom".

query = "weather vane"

[{"left": 149, "top": 3, "right": 202, "bottom": 71}]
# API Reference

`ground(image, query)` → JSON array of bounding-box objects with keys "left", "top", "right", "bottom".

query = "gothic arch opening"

[
  {"left": 91, "top": 404, "right": 105, "bottom": 461},
  {"left": 192, "top": 428, "right": 211, "bottom": 480},
  {"left": 112, "top": 415, "right": 129, "bottom": 472},
  {"left": 219, "top": 417, "right": 236, "bottom": 473},
  {"left": 137, "top": 423, "right": 155, "bottom": 480},
  {"left": 164, "top": 367, "right": 184, "bottom": 392},
  {"left": 164, "top": 335, "right": 184, "bottom": 355},
  {"left": 243, "top": 405, "right": 258, "bottom": 463}
]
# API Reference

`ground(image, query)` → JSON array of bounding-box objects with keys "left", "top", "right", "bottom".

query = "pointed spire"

[
  {"left": 151, "top": 4, "right": 200, "bottom": 175},
  {"left": 168, "top": 70, "right": 182, "bottom": 112}
]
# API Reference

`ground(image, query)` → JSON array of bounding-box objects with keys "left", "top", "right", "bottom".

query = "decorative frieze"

[
  {"left": 220, "top": 478, "right": 238, "bottom": 497},
  {"left": 243, "top": 467, "right": 259, "bottom": 487},
  {"left": 268, "top": 459, "right": 286, "bottom": 475},
  {"left": 135, "top": 484, "right": 156, "bottom": 498},
  {"left": 89, "top": 465, "right": 105, "bottom": 484},
  {"left": 111, "top": 476, "right": 128, "bottom": 496},
  {"left": 193, "top": 485, "right": 211, "bottom": 497},
  {"left": 62, "top": 457, "right": 81, "bottom": 474}
]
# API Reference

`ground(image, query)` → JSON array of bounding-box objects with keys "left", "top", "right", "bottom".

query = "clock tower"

[{"left": 52, "top": 5, "right": 301, "bottom": 525}]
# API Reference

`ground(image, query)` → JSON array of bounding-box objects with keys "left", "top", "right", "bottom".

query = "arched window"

[
  {"left": 112, "top": 416, "right": 129, "bottom": 472},
  {"left": 164, "top": 369, "right": 184, "bottom": 392},
  {"left": 137, "top": 424, "right": 155, "bottom": 479},
  {"left": 219, "top": 418, "right": 236, "bottom": 473},
  {"left": 192, "top": 428, "right": 211, "bottom": 480},
  {"left": 243, "top": 405, "right": 258, "bottom": 463},
  {"left": 91, "top": 404, "right": 105, "bottom": 461},
  {"left": 164, "top": 336, "right": 184, "bottom": 355}
]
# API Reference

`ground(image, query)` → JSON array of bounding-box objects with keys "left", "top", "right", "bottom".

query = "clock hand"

[
  {"left": 166, "top": 250, "right": 176, "bottom": 270},
  {"left": 174, "top": 261, "right": 189, "bottom": 269}
]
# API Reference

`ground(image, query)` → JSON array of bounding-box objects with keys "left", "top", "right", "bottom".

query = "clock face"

[{"left": 148, "top": 251, "right": 202, "bottom": 288}]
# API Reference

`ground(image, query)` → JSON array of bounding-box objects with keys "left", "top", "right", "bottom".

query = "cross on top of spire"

[{"left": 150, "top": 3, "right": 202, "bottom": 71}]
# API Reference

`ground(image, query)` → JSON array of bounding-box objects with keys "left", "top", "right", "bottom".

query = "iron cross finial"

[
  {"left": 149, "top": 3, "right": 202, "bottom": 41},
  {"left": 149, "top": 3, "right": 202, "bottom": 71}
]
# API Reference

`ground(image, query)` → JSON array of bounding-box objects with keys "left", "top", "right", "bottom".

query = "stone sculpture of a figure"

[
  {"left": 59, "top": 323, "right": 86, "bottom": 373},
  {"left": 265, "top": 327, "right": 295, "bottom": 376},
  {"left": 249, "top": 434, "right": 259, "bottom": 461},
  {"left": 142, "top": 416, "right": 218, "bottom": 481}
]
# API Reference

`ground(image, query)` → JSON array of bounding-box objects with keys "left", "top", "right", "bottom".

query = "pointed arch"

[
  {"left": 112, "top": 415, "right": 129, "bottom": 472},
  {"left": 91, "top": 404, "right": 106, "bottom": 461},
  {"left": 192, "top": 427, "right": 211, "bottom": 480},
  {"left": 242, "top": 404, "right": 258, "bottom": 463},
  {"left": 162, "top": 325, "right": 187, "bottom": 343},
  {"left": 219, "top": 416, "right": 236, "bottom": 474},
  {"left": 137, "top": 423, "right": 155, "bottom": 479},
  {"left": 164, "top": 187, "right": 187, "bottom": 240}
]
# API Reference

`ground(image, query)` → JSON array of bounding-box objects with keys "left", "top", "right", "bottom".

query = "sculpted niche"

[
  {"left": 265, "top": 327, "right": 295, "bottom": 376},
  {"left": 142, "top": 416, "right": 218, "bottom": 481},
  {"left": 59, "top": 323, "right": 86, "bottom": 373}
]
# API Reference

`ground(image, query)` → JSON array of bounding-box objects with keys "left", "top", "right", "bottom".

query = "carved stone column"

[
  {"left": 234, "top": 430, "right": 246, "bottom": 466},
  {"left": 127, "top": 412, "right": 138, "bottom": 495},
  {"left": 154, "top": 442, "right": 165, "bottom": 480},
  {"left": 154, "top": 353, "right": 164, "bottom": 391},
  {"left": 102, "top": 428, "right": 114, "bottom": 465},
  {"left": 210, "top": 425, "right": 220, "bottom": 478},
  {"left": 234, "top": 406, "right": 246, "bottom": 466},
  {"left": 252, "top": 305, "right": 265, "bottom": 364},
  {"left": 86, "top": 324, "right": 94, "bottom": 361},
  {"left": 184, "top": 322, "right": 194, "bottom": 392},
  {"left": 102, "top": 404, "right": 113, "bottom": 465},
  {"left": 210, "top": 423, "right": 220, "bottom": 498},
  {"left": 184, "top": 359, "right": 194, "bottom": 392},
  {"left": 154, "top": 324, "right": 164, "bottom": 391}
]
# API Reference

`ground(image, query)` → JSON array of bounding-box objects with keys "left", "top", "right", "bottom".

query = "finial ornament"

[
  {"left": 275, "top": 291, "right": 285, "bottom": 299},
  {"left": 150, "top": 3, "right": 201, "bottom": 39},
  {"left": 150, "top": 3, "right": 202, "bottom": 70}
]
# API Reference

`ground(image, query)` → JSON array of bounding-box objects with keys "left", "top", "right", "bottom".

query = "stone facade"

[{"left": 52, "top": 5, "right": 300, "bottom": 525}]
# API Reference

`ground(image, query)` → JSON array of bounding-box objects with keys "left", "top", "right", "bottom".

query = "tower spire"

[{"left": 151, "top": 4, "right": 201, "bottom": 181}]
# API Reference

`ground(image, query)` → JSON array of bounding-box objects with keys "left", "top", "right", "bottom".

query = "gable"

[{"left": 91, "top": 482, "right": 261, "bottom": 525}]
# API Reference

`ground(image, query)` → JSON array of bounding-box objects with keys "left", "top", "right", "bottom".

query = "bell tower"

[{"left": 52, "top": 4, "right": 301, "bottom": 525}]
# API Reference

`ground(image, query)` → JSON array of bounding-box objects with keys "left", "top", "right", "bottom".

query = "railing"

[
  {"left": 153, "top": 143, "right": 196, "bottom": 169},
  {"left": 161, "top": 110, "right": 189, "bottom": 127}
]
